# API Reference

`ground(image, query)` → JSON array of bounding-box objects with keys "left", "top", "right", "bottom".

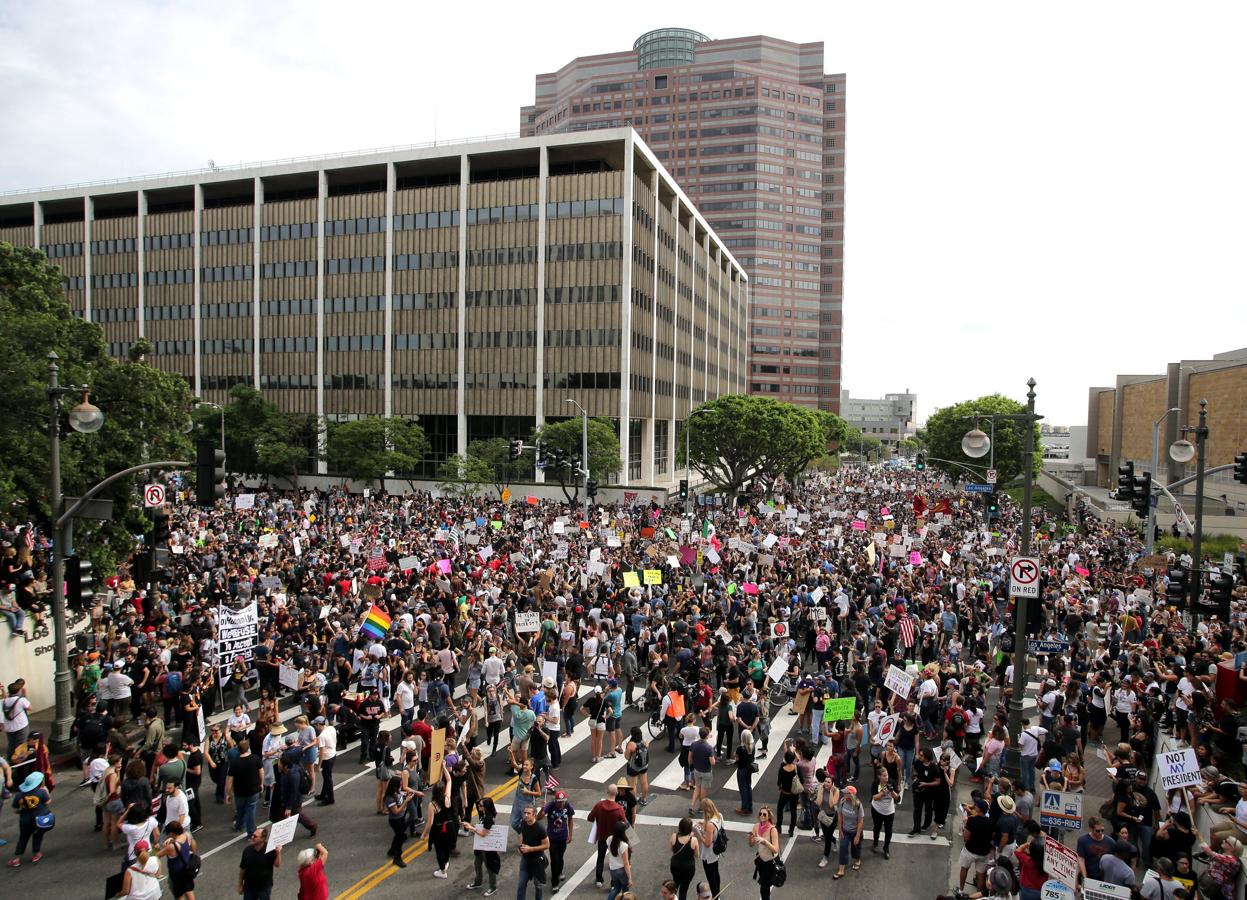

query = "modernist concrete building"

[
  {"left": 522, "top": 29, "right": 845, "bottom": 412},
  {"left": 1087, "top": 348, "right": 1247, "bottom": 511},
  {"left": 0, "top": 130, "right": 748, "bottom": 485},
  {"left": 839, "top": 390, "right": 916, "bottom": 446}
]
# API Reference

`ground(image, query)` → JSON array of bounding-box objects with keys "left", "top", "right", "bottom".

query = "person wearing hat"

[
  {"left": 8, "top": 770, "right": 52, "bottom": 867},
  {"left": 538, "top": 788, "right": 575, "bottom": 892},
  {"left": 119, "top": 838, "right": 162, "bottom": 900},
  {"left": 261, "top": 721, "right": 287, "bottom": 805},
  {"left": 993, "top": 794, "right": 1020, "bottom": 858}
]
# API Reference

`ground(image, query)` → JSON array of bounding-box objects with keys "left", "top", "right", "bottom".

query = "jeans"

[
  {"left": 474, "top": 853, "right": 498, "bottom": 890},
  {"left": 1019, "top": 755, "right": 1037, "bottom": 793},
  {"left": 737, "top": 767, "right": 753, "bottom": 812},
  {"left": 755, "top": 858, "right": 776, "bottom": 900},
  {"left": 810, "top": 717, "right": 824, "bottom": 746},
  {"left": 516, "top": 859, "right": 546, "bottom": 900},
  {"left": 243, "top": 887, "right": 272, "bottom": 900},
  {"left": 234, "top": 792, "right": 259, "bottom": 837},
  {"left": 359, "top": 723, "right": 379, "bottom": 763},
  {"left": 317, "top": 756, "right": 335, "bottom": 803},
  {"left": 1135, "top": 823, "right": 1154, "bottom": 867},
  {"left": 595, "top": 842, "right": 609, "bottom": 882},
  {"left": 14, "top": 818, "right": 44, "bottom": 856},
  {"left": 838, "top": 832, "right": 862, "bottom": 866},
  {"left": 550, "top": 838, "right": 567, "bottom": 886},
  {"left": 871, "top": 809, "right": 894, "bottom": 852},
  {"left": 776, "top": 793, "right": 799, "bottom": 834},
  {"left": 388, "top": 818, "right": 406, "bottom": 859},
  {"left": 606, "top": 867, "right": 629, "bottom": 900},
  {"left": 3, "top": 608, "right": 24, "bottom": 634},
  {"left": 899, "top": 747, "right": 915, "bottom": 785},
  {"left": 547, "top": 730, "right": 562, "bottom": 768},
  {"left": 702, "top": 859, "right": 721, "bottom": 897}
]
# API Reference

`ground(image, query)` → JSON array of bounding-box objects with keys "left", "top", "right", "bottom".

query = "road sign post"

[
  {"left": 143, "top": 483, "right": 166, "bottom": 508},
  {"left": 986, "top": 468, "right": 997, "bottom": 484},
  {"left": 1009, "top": 556, "right": 1040, "bottom": 599}
]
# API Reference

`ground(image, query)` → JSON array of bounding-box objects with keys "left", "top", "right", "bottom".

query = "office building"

[
  {"left": 839, "top": 389, "right": 916, "bottom": 445},
  {"left": 522, "top": 29, "right": 845, "bottom": 411},
  {"left": 0, "top": 129, "right": 748, "bottom": 485}
]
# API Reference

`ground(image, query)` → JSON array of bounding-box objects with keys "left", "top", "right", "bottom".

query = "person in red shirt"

[
  {"left": 1015, "top": 822, "right": 1046, "bottom": 900},
  {"left": 587, "top": 784, "right": 626, "bottom": 889},
  {"left": 944, "top": 693, "right": 968, "bottom": 753},
  {"left": 297, "top": 843, "right": 329, "bottom": 900}
]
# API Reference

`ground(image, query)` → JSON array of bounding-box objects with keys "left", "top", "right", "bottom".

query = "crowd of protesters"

[{"left": 0, "top": 460, "right": 1243, "bottom": 898}]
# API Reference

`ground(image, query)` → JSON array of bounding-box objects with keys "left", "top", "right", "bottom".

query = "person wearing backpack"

[
  {"left": 693, "top": 798, "right": 726, "bottom": 898},
  {"left": 159, "top": 819, "right": 200, "bottom": 899},
  {"left": 624, "top": 726, "right": 651, "bottom": 806},
  {"left": 944, "top": 694, "right": 968, "bottom": 754}
]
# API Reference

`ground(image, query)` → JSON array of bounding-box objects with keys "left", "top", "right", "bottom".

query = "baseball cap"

[{"left": 555, "top": 790, "right": 567, "bottom": 801}]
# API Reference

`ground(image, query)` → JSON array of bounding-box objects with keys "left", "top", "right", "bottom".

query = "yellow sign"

[
  {"left": 501, "top": 488, "right": 511, "bottom": 502},
  {"left": 643, "top": 569, "right": 663, "bottom": 585},
  {"left": 623, "top": 571, "right": 641, "bottom": 588},
  {"left": 427, "top": 727, "right": 446, "bottom": 784}
]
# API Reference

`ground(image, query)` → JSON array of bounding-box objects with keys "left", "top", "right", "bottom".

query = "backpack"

[
  {"left": 165, "top": 671, "right": 183, "bottom": 695},
  {"left": 951, "top": 711, "right": 965, "bottom": 730},
  {"left": 630, "top": 743, "right": 649, "bottom": 772},
  {"left": 712, "top": 819, "right": 729, "bottom": 855},
  {"left": 169, "top": 839, "right": 202, "bottom": 878},
  {"left": 2, "top": 698, "right": 20, "bottom": 721},
  {"left": 300, "top": 766, "right": 312, "bottom": 796}
]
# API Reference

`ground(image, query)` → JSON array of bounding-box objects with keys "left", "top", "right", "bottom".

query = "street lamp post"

[
  {"left": 683, "top": 408, "right": 708, "bottom": 517},
  {"left": 565, "top": 399, "right": 589, "bottom": 523},
  {"left": 197, "top": 400, "right": 226, "bottom": 458},
  {"left": 1147, "top": 407, "right": 1182, "bottom": 554},
  {"left": 46, "top": 352, "right": 106, "bottom": 751},
  {"left": 962, "top": 378, "right": 1041, "bottom": 778},
  {"left": 1170, "top": 401, "right": 1209, "bottom": 628}
]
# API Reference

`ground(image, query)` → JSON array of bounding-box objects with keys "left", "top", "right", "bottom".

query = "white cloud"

[{"left": 2, "top": 0, "right": 1243, "bottom": 427}]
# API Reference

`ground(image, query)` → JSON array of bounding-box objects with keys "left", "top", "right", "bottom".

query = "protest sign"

[
  {"left": 515, "top": 612, "right": 541, "bottom": 634},
  {"left": 884, "top": 665, "right": 913, "bottom": 698},
  {"left": 217, "top": 602, "right": 258, "bottom": 678},
  {"left": 266, "top": 813, "right": 299, "bottom": 852},
  {"left": 278, "top": 664, "right": 301, "bottom": 691},
  {"left": 1157, "top": 748, "right": 1201, "bottom": 790},
  {"left": 822, "top": 696, "right": 856, "bottom": 722}
]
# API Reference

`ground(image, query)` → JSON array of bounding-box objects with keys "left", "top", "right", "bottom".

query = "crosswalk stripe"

[{"left": 724, "top": 708, "right": 800, "bottom": 792}]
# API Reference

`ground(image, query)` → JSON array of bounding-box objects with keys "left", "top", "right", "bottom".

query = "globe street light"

[
  {"left": 961, "top": 427, "right": 991, "bottom": 460},
  {"left": 1168, "top": 440, "right": 1196, "bottom": 465},
  {"left": 68, "top": 392, "right": 105, "bottom": 433}
]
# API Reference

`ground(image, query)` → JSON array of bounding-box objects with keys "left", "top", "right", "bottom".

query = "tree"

[
  {"left": 923, "top": 394, "right": 1042, "bottom": 485},
  {"left": 0, "top": 242, "right": 193, "bottom": 574},
  {"left": 467, "top": 438, "right": 529, "bottom": 498},
  {"left": 681, "top": 395, "right": 828, "bottom": 496},
  {"left": 324, "top": 416, "right": 429, "bottom": 491},
  {"left": 531, "top": 418, "right": 620, "bottom": 503},
  {"left": 436, "top": 453, "right": 495, "bottom": 499}
]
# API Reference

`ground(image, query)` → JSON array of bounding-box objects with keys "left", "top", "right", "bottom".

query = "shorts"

[
  {"left": 607, "top": 717, "right": 621, "bottom": 732},
  {"left": 511, "top": 736, "right": 527, "bottom": 753},
  {"left": 959, "top": 848, "right": 990, "bottom": 874},
  {"left": 594, "top": 721, "right": 607, "bottom": 732},
  {"left": 303, "top": 746, "right": 318, "bottom": 765},
  {"left": 693, "top": 770, "right": 712, "bottom": 791},
  {"left": 105, "top": 799, "right": 125, "bottom": 815}
]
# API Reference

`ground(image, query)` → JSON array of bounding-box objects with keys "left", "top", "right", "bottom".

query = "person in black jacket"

[{"left": 908, "top": 748, "right": 940, "bottom": 835}]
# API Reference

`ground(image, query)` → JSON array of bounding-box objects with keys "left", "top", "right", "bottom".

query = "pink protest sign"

[
  {"left": 741, "top": 582, "right": 759, "bottom": 595},
  {"left": 880, "top": 506, "right": 890, "bottom": 516},
  {"left": 437, "top": 558, "right": 452, "bottom": 574},
  {"left": 1075, "top": 565, "right": 1090, "bottom": 577},
  {"left": 851, "top": 520, "right": 866, "bottom": 531},
  {"left": 679, "top": 545, "right": 697, "bottom": 566},
  {"left": 908, "top": 551, "right": 922, "bottom": 566}
]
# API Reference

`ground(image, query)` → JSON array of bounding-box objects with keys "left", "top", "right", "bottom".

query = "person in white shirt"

[
  {"left": 313, "top": 717, "right": 337, "bottom": 805},
  {"left": 395, "top": 674, "right": 416, "bottom": 727},
  {"left": 481, "top": 648, "right": 506, "bottom": 688},
  {"left": 3, "top": 681, "right": 32, "bottom": 754},
  {"left": 161, "top": 780, "right": 190, "bottom": 831},
  {"left": 1017, "top": 719, "right": 1047, "bottom": 793}
]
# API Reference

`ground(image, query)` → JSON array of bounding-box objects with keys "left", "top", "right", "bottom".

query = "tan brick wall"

[
  {"left": 1188, "top": 366, "right": 1247, "bottom": 467},
  {"left": 1120, "top": 379, "right": 1166, "bottom": 462},
  {"left": 1096, "top": 390, "right": 1115, "bottom": 455}
]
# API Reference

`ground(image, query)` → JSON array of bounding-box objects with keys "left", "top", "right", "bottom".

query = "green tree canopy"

[
  {"left": 467, "top": 437, "right": 530, "bottom": 497},
  {"left": 325, "top": 416, "right": 429, "bottom": 491},
  {"left": 436, "top": 453, "right": 495, "bottom": 499},
  {"left": 192, "top": 384, "right": 309, "bottom": 480},
  {"left": 923, "top": 394, "right": 1042, "bottom": 485},
  {"left": 532, "top": 417, "right": 620, "bottom": 502},
  {"left": 0, "top": 242, "right": 193, "bottom": 572},
  {"left": 682, "top": 395, "right": 828, "bottom": 495}
]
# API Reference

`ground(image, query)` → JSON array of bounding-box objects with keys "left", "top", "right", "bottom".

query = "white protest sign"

[
  {"left": 541, "top": 661, "right": 559, "bottom": 685},
  {"left": 1157, "top": 747, "right": 1202, "bottom": 790},
  {"left": 1083, "top": 880, "right": 1132, "bottom": 900},
  {"left": 884, "top": 665, "right": 914, "bottom": 698},
  {"left": 473, "top": 825, "right": 509, "bottom": 854},
  {"left": 762, "top": 534, "right": 779, "bottom": 549},
  {"left": 258, "top": 533, "right": 278, "bottom": 549},
  {"left": 514, "top": 612, "right": 541, "bottom": 634},
  {"left": 398, "top": 555, "right": 419, "bottom": 570},
  {"left": 766, "top": 656, "right": 788, "bottom": 683},
  {"left": 266, "top": 813, "right": 299, "bottom": 852},
  {"left": 217, "top": 602, "right": 258, "bottom": 677},
  {"left": 234, "top": 494, "right": 256, "bottom": 510},
  {"left": 278, "top": 664, "right": 301, "bottom": 692}
]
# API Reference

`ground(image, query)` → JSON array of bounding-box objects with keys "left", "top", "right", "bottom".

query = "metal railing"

[{"left": 0, "top": 132, "right": 523, "bottom": 198}]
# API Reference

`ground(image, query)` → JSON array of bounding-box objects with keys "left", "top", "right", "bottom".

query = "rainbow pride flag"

[{"left": 358, "top": 604, "right": 392, "bottom": 640}]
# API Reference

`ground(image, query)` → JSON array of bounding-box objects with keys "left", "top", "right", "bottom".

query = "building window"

[
  {"left": 654, "top": 75, "right": 668, "bottom": 90},
  {"left": 654, "top": 420, "right": 669, "bottom": 476},
  {"left": 629, "top": 420, "right": 643, "bottom": 481}
]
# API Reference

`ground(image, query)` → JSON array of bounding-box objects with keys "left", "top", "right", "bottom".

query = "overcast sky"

[{"left": 3, "top": 1, "right": 1244, "bottom": 427}]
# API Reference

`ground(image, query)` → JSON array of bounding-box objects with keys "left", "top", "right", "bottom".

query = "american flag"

[
  {"left": 898, "top": 615, "right": 915, "bottom": 648},
  {"left": 545, "top": 772, "right": 561, "bottom": 791}
]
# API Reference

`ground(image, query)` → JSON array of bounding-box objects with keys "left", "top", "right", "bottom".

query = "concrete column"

[
  {"left": 84, "top": 196, "right": 93, "bottom": 323},
  {"left": 384, "top": 163, "right": 395, "bottom": 418},
  {"left": 649, "top": 170, "right": 659, "bottom": 425},
  {"left": 456, "top": 154, "right": 469, "bottom": 458},
  {"left": 715, "top": 250, "right": 723, "bottom": 398},
  {"left": 316, "top": 171, "right": 327, "bottom": 473},
  {"left": 252, "top": 178, "right": 263, "bottom": 389},
  {"left": 702, "top": 232, "right": 711, "bottom": 405},
  {"left": 618, "top": 135, "right": 636, "bottom": 483},
  {"left": 640, "top": 415, "right": 654, "bottom": 485},
  {"left": 191, "top": 186, "right": 202, "bottom": 396},
  {"left": 33, "top": 200, "right": 43, "bottom": 250},
  {"left": 137, "top": 191, "right": 146, "bottom": 338},
  {"left": 534, "top": 146, "right": 548, "bottom": 482},
  {"left": 668, "top": 195, "right": 680, "bottom": 479}
]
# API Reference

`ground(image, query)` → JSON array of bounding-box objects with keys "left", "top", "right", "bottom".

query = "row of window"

[
  {"left": 466, "top": 246, "right": 537, "bottom": 267},
  {"left": 465, "top": 288, "right": 535, "bottom": 308},
  {"left": 393, "top": 251, "right": 459, "bottom": 271},
  {"left": 391, "top": 332, "right": 456, "bottom": 350},
  {"left": 325, "top": 294, "right": 384, "bottom": 313},
  {"left": 91, "top": 307, "right": 137, "bottom": 322},
  {"left": 547, "top": 241, "right": 623, "bottom": 262},
  {"left": 394, "top": 210, "right": 457, "bottom": 231},
  {"left": 465, "top": 197, "right": 624, "bottom": 226},
  {"left": 325, "top": 373, "right": 383, "bottom": 390},
  {"left": 203, "top": 374, "right": 251, "bottom": 390},
  {"left": 93, "top": 272, "right": 138, "bottom": 289},
  {"left": 91, "top": 237, "right": 137, "bottom": 255},
  {"left": 261, "top": 336, "right": 316, "bottom": 353},
  {"left": 262, "top": 298, "right": 316, "bottom": 316},
  {"left": 204, "top": 264, "right": 254, "bottom": 283},
  {"left": 326, "top": 216, "right": 385, "bottom": 236},
  {"left": 464, "top": 330, "right": 537, "bottom": 349},
  {"left": 203, "top": 339, "right": 251, "bottom": 355},
  {"left": 202, "top": 227, "right": 253, "bottom": 247},
  {"left": 262, "top": 260, "right": 316, "bottom": 279},
  {"left": 45, "top": 241, "right": 83, "bottom": 258},
  {"left": 545, "top": 327, "right": 620, "bottom": 348},
  {"left": 260, "top": 223, "right": 316, "bottom": 241}
]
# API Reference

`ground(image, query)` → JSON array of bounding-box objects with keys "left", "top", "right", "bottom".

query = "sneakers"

[
  {"left": 7, "top": 858, "right": 20, "bottom": 868},
  {"left": 30, "top": 853, "right": 42, "bottom": 864},
  {"left": 433, "top": 869, "right": 448, "bottom": 878},
  {"left": 483, "top": 889, "right": 498, "bottom": 897},
  {"left": 392, "top": 857, "right": 406, "bottom": 868},
  {"left": 818, "top": 858, "right": 829, "bottom": 868},
  {"left": 596, "top": 881, "right": 605, "bottom": 889},
  {"left": 467, "top": 883, "right": 482, "bottom": 890}
]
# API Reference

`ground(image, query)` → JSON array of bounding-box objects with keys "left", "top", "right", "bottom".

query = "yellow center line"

[{"left": 335, "top": 776, "right": 519, "bottom": 900}]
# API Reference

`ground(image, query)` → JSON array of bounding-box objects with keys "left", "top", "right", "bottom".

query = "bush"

[{"left": 1156, "top": 533, "right": 1243, "bottom": 558}]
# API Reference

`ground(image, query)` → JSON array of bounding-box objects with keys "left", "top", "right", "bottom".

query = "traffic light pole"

[{"left": 1188, "top": 401, "right": 1209, "bottom": 630}]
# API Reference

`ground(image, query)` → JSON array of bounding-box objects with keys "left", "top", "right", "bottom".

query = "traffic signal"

[
  {"left": 1025, "top": 596, "right": 1044, "bottom": 636},
  {"left": 587, "top": 478, "right": 599, "bottom": 500},
  {"left": 1167, "top": 565, "right": 1188, "bottom": 604},
  {"left": 1234, "top": 451, "right": 1247, "bottom": 485},
  {"left": 508, "top": 439, "right": 523, "bottom": 462},
  {"left": 195, "top": 439, "right": 226, "bottom": 506},
  {"left": 1206, "top": 572, "right": 1233, "bottom": 619},
  {"left": 65, "top": 554, "right": 95, "bottom": 609},
  {"left": 1116, "top": 461, "right": 1135, "bottom": 502},
  {"left": 151, "top": 507, "right": 171, "bottom": 548},
  {"left": 678, "top": 479, "right": 689, "bottom": 501},
  {"left": 1131, "top": 472, "right": 1152, "bottom": 519},
  {"left": 1235, "top": 552, "right": 1246, "bottom": 584},
  {"left": 915, "top": 453, "right": 925, "bottom": 472},
  {"left": 987, "top": 493, "right": 999, "bottom": 519}
]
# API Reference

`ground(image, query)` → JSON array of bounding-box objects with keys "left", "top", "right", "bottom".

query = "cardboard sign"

[
  {"left": 1043, "top": 839, "right": 1081, "bottom": 890},
  {"left": 427, "top": 728, "right": 446, "bottom": 785},
  {"left": 1157, "top": 747, "right": 1201, "bottom": 790},
  {"left": 822, "top": 696, "right": 856, "bottom": 722},
  {"left": 278, "top": 664, "right": 301, "bottom": 691},
  {"left": 266, "top": 813, "right": 299, "bottom": 852},
  {"left": 515, "top": 612, "right": 541, "bottom": 634},
  {"left": 643, "top": 569, "right": 662, "bottom": 585},
  {"left": 473, "top": 824, "right": 509, "bottom": 854},
  {"left": 766, "top": 656, "right": 788, "bottom": 684},
  {"left": 875, "top": 713, "right": 899, "bottom": 744},
  {"left": 884, "top": 665, "right": 913, "bottom": 698},
  {"left": 541, "top": 661, "right": 558, "bottom": 685}
]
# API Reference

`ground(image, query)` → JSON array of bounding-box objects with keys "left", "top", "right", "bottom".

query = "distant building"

[
  {"left": 839, "top": 389, "right": 915, "bottom": 445},
  {"left": 522, "top": 29, "right": 846, "bottom": 411}
]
